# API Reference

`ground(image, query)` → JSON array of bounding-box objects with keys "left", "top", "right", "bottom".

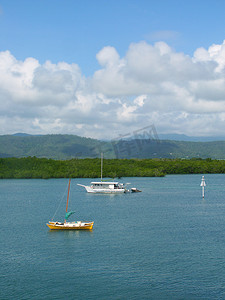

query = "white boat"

[
  {"left": 77, "top": 181, "right": 127, "bottom": 193},
  {"left": 77, "top": 153, "right": 128, "bottom": 193}
]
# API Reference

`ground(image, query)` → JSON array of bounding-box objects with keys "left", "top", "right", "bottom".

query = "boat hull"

[
  {"left": 77, "top": 184, "right": 126, "bottom": 193},
  {"left": 46, "top": 221, "right": 94, "bottom": 230},
  {"left": 86, "top": 187, "right": 125, "bottom": 194}
]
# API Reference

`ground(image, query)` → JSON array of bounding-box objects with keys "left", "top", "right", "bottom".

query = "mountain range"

[{"left": 1, "top": 133, "right": 225, "bottom": 159}]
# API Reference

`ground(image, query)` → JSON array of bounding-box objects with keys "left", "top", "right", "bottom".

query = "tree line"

[{"left": 0, "top": 157, "right": 225, "bottom": 179}]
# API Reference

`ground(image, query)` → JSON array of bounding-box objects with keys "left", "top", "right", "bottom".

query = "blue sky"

[
  {"left": 1, "top": 0, "right": 225, "bottom": 138},
  {"left": 1, "top": 0, "right": 225, "bottom": 75}
]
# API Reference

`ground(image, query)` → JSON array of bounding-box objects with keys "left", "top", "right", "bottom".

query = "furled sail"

[{"left": 65, "top": 211, "right": 75, "bottom": 221}]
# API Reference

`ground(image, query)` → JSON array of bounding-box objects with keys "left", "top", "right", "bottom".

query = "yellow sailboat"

[{"left": 46, "top": 179, "right": 94, "bottom": 230}]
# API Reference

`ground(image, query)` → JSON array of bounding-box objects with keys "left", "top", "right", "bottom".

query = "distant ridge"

[
  {"left": 1, "top": 133, "right": 225, "bottom": 159},
  {"left": 12, "top": 133, "right": 32, "bottom": 137},
  {"left": 158, "top": 133, "right": 225, "bottom": 142},
  {"left": 12, "top": 133, "right": 42, "bottom": 137},
  {"left": 10, "top": 132, "right": 225, "bottom": 142}
]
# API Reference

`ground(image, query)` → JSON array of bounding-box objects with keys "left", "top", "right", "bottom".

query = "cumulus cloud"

[
  {"left": 96, "top": 46, "right": 120, "bottom": 67},
  {"left": 194, "top": 40, "right": 225, "bottom": 72},
  {"left": 2, "top": 40, "right": 225, "bottom": 138}
]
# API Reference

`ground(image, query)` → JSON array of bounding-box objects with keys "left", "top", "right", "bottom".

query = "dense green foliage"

[
  {"left": 2, "top": 134, "right": 225, "bottom": 159},
  {"left": 1, "top": 157, "right": 225, "bottom": 179},
  {"left": 0, "top": 134, "right": 106, "bottom": 159}
]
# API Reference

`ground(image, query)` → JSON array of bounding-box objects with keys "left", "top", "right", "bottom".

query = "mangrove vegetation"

[{"left": 0, "top": 157, "right": 225, "bottom": 179}]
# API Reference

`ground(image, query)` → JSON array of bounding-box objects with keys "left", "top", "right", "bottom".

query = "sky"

[{"left": 1, "top": 0, "right": 225, "bottom": 139}]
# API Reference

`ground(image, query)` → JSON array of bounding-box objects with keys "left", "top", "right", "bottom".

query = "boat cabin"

[{"left": 91, "top": 182, "right": 123, "bottom": 190}]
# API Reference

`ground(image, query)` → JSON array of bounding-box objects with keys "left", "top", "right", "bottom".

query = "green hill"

[
  {"left": 0, "top": 134, "right": 106, "bottom": 159},
  {"left": 114, "top": 139, "right": 225, "bottom": 159},
  {"left": 1, "top": 134, "right": 225, "bottom": 159}
]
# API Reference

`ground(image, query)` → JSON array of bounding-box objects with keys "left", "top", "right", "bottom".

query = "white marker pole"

[{"left": 200, "top": 176, "right": 206, "bottom": 198}]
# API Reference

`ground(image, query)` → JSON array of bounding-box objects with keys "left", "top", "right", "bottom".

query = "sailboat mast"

[
  {"left": 101, "top": 153, "right": 103, "bottom": 182},
  {"left": 65, "top": 179, "right": 71, "bottom": 222}
]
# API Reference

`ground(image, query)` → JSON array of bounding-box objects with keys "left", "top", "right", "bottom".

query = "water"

[{"left": 1, "top": 175, "right": 225, "bottom": 299}]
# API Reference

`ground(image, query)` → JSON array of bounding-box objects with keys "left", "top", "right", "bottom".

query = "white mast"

[
  {"left": 200, "top": 176, "right": 206, "bottom": 198},
  {"left": 101, "top": 152, "right": 103, "bottom": 182}
]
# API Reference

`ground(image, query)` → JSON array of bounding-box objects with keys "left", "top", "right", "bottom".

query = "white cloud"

[
  {"left": 194, "top": 40, "right": 225, "bottom": 72},
  {"left": 96, "top": 46, "right": 120, "bottom": 68},
  {"left": 134, "top": 95, "right": 146, "bottom": 107},
  {"left": 2, "top": 40, "right": 225, "bottom": 138}
]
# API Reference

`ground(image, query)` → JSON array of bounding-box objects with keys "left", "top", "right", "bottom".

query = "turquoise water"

[{"left": 1, "top": 175, "right": 225, "bottom": 300}]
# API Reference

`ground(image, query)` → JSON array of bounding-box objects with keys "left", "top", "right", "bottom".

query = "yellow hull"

[{"left": 46, "top": 221, "right": 94, "bottom": 230}]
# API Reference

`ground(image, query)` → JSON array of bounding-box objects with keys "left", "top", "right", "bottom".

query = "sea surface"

[{"left": 0, "top": 175, "right": 225, "bottom": 300}]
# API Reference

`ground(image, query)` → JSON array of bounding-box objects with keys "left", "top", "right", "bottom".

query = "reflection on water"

[{"left": 47, "top": 229, "right": 94, "bottom": 238}]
